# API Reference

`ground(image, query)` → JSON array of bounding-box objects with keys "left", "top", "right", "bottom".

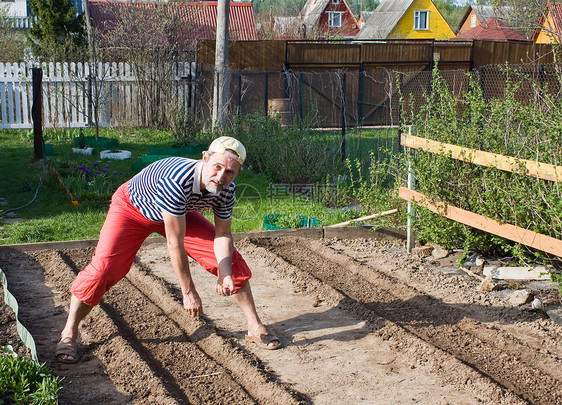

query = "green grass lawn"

[{"left": 0, "top": 128, "right": 358, "bottom": 244}]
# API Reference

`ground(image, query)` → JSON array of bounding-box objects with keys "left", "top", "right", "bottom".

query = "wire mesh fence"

[{"left": 195, "top": 62, "right": 562, "bottom": 130}]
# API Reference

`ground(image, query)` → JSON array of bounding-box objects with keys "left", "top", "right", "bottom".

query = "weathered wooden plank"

[
  {"left": 6, "top": 64, "right": 15, "bottom": 124},
  {"left": 399, "top": 187, "right": 562, "bottom": 258},
  {"left": 20, "top": 63, "right": 30, "bottom": 125},
  {"left": 401, "top": 134, "right": 562, "bottom": 182},
  {"left": 0, "top": 83, "right": 8, "bottom": 128}
]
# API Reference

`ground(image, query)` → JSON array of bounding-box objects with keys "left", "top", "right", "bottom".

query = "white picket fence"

[{"left": 0, "top": 61, "right": 194, "bottom": 129}]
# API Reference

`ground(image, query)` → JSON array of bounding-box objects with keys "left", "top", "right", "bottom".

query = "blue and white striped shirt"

[{"left": 128, "top": 157, "right": 236, "bottom": 222}]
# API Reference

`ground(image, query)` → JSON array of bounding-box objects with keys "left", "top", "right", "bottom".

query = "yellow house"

[
  {"left": 356, "top": 0, "right": 454, "bottom": 40},
  {"left": 532, "top": 2, "right": 562, "bottom": 44}
]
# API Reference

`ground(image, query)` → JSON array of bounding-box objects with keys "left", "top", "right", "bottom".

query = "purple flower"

[
  {"left": 113, "top": 171, "right": 118, "bottom": 175},
  {"left": 93, "top": 161, "right": 99, "bottom": 167},
  {"left": 96, "top": 170, "right": 102, "bottom": 175},
  {"left": 77, "top": 164, "right": 85, "bottom": 169},
  {"left": 85, "top": 168, "right": 92, "bottom": 174},
  {"left": 105, "top": 164, "right": 110, "bottom": 169},
  {"left": 103, "top": 168, "right": 108, "bottom": 173}
]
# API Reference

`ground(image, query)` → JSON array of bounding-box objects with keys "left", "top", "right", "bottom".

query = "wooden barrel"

[{"left": 268, "top": 98, "right": 292, "bottom": 125}]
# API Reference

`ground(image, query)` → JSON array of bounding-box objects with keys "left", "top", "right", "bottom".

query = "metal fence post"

[{"left": 406, "top": 125, "right": 416, "bottom": 253}]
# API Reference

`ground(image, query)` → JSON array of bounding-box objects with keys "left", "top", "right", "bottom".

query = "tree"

[
  {"left": 0, "top": 5, "right": 27, "bottom": 62},
  {"left": 434, "top": 0, "right": 467, "bottom": 30},
  {"left": 349, "top": 0, "right": 380, "bottom": 14},
  {"left": 253, "top": 0, "right": 308, "bottom": 16},
  {"left": 96, "top": 2, "right": 198, "bottom": 128},
  {"left": 27, "top": 0, "right": 86, "bottom": 61},
  {"left": 500, "top": 0, "right": 551, "bottom": 41}
]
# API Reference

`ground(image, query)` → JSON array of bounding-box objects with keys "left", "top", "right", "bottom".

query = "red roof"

[
  {"left": 453, "top": 18, "right": 527, "bottom": 41},
  {"left": 89, "top": 1, "right": 258, "bottom": 50}
]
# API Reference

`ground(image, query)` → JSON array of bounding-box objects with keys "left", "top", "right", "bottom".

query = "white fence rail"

[{"left": 0, "top": 61, "right": 194, "bottom": 129}]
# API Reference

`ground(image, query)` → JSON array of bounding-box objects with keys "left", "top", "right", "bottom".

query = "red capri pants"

[{"left": 71, "top": 182, "right": 252, "bottom": 306}]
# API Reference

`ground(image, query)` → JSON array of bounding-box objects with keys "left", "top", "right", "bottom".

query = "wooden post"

[
  {"left": 212, "top": 0, "right": 230, "bottom": 129},
  {"left": 32, "top": 68, "right": 43, "bottom": 160},
  {"left": 328, "top": 209, "right": 399, "bottom": 227},
  {"left": 341, "top": 71, "right": 347, "bottom": 161},
  {"left": 406, "top": 125, "right": 416, "bottom": 252}
]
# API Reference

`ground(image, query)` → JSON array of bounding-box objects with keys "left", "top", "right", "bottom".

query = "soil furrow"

[
  {"left": 242, "top": 238, "right": 525, "bottom": 405},
  {"left": 2, "top": 232, "right": 561, "bottom": 405},
  {"left": 100, "top": 271, "right": 257, "bottom": 404},
  {"left": 20, "top": 249, "right": 179, "bottom": 404},
  {"left": 254, "top": 237, "right": 562, "bottom": 405},
  {"left": 126, "top": 260, "right": 305, "bottom": 405}
]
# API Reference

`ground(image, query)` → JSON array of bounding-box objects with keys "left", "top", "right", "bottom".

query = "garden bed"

[{"left": 0, "top": 228, "right": 561, "bottom": 404}]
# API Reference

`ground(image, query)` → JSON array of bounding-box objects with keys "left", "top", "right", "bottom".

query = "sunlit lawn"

[{"left": 0, "top": 128, "right": 356, "bottom": 244}]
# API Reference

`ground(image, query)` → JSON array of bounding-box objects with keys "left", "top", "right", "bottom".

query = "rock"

[
  {"left": 470, "top": 256, "right": 486, "bottom": 274},
  {"left": 463, "top": 255, "right": 477, "bottom": 269},
  {"left": 431, "top": 245, "right": 450, "bottom": 260},
  {"left": 479, "top": 275, "right": 500, "bottom": 292},
  {"left": 545, "top": 305, "right": 562, "bottom": 326},
  {"left": 531, "top": 298, "right": 544, "bottom": 310},
  {"left": 412, "top": 246, "right": 434, "bottom": 258},
  {"left": 508, "top": 290, "right": 532, "bottom": 306},
  {"left": 483, "top": 266, "right": 550, "bottom": 280}
]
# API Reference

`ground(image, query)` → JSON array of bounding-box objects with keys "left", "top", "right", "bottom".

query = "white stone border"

[
  {"left": 100, "top": 150, "right": 132, "bottom": 160},
  {"left": 72, "top": 147, "right": 94, "bottom": 155}
]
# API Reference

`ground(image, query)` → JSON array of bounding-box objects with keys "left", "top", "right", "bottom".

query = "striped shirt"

[{"left": 128, "top": 157, "right": 236, "bottom": 222}]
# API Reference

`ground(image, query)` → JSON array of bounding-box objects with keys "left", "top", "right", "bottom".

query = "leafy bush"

[
  {"left": 225, "top": 113, "right": 345, "bottom": 184},
  {"left": 166, "top": 104, "right": 203, "bottom": 147},
  {"left": 0, "top": 352, "right": 63, "bottom": 404},
  {"left": 272, "top": 214, "right": 303, "bottom": 229},
  {"left": 340, "top": 149, "right": 406, "bottom": 228},
  {"left": 406, "top": 65, "right": 562, "bottom": 274}
]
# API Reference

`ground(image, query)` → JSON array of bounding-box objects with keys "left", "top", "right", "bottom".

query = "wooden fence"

[
  {"left": 400, "top": 134, "right": 562, "bottom": 258},
  {"left": 0, "top": 61, "right": 194, "bottom": 129},
  {"left": 197, "top": 39, "right": 555, "bottom": 72}
]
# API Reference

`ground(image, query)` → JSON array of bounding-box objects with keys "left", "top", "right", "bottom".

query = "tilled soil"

[{"left": 0, "top": 228, "right": 561, "bottom": 404}]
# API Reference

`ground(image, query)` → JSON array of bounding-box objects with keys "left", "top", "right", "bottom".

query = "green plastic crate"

[
  {"left": 73, "top": 136, "right": 119, "bottom": 149},
  {"left": 263, "top": 214, "right": 322, "bottom": 230},
  {"left": 43, "top": 143, "right": 55, "bottom": 156},
  {"left": 131, "top": 154, "right": 172, "bottom": 172}
]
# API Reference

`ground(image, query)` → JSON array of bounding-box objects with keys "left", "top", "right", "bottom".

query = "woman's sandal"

[
  {"left": 245, "top": 325, "right": 281, "bottom": 350},
  {"left": 55, "top": 337, "right": 78, "bottom": 364}
]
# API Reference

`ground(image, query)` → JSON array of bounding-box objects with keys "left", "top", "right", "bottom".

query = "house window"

[
  {"left": 331, "top": 0, "right": 340, "bottom": 4},
  {"left": 470, "top": 14, "right": 477, "bottom": 28},
  {"left": 414, "top": 10, "right": 429, "bottom": 30},
  {"left": 328, "top": 11, "right": 343, "bottom": 28}
]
